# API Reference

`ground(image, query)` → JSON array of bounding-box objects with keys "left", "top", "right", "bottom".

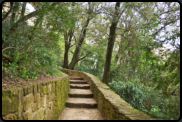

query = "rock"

[
  {"left": 23, "top": 93, "right": 34, "bottom": 112},
  {"left": 23, "top": 108, "right": 32, "bottom": 120}
]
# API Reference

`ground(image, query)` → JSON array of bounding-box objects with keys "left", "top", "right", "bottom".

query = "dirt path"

[{"left": 58, "top": 76, "right": 104, "bottom": 120}]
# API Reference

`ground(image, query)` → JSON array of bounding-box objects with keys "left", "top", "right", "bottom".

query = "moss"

[{"left": 2, "top": 90, "right": 19, "bottom": 116}]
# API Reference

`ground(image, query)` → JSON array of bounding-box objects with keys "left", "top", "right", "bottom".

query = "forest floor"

[{"left": 2, "top": 73, "right": 59, "bottom": 90}]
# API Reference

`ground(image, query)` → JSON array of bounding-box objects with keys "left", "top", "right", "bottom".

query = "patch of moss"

[{"left": 2, "top": 90, "right": 19, "bottom": 116}]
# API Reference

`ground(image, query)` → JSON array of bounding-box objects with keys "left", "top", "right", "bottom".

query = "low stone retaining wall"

[
  {"left": 2, "top": 72, "right": 70, "bottom": 120},
  {"left": 61, "top": 68, "right": 154, "bottom": 120}
]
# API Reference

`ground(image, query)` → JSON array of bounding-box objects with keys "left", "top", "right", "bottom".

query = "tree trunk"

[
  {"left": 63, "top": 33, "right": 69, "bottom": 68},
  {"left": 63, "top": 28, "right": 74, "bottom": 68},
  {"left": 20, "top": 2, "right": 27, "bottom": 19},
  {"left": 10, "top": 2, "right": 20, "bottom": 25},
  {"left": 102, "top": 2, "right": 121, "bottom": 85},
  {"left": 2, "top": 2, "right": 14, "bottom": 23},
  {"left": 69, "top": 17, "right": 91, "bottom": 70},
  {"left": 5, "top": 3, "right": 58, "bottom": 41}
]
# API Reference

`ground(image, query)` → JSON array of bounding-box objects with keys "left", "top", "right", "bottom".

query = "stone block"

[
  {"left": 27, "top": 85, "right": 33, "bottom": 94},
  {"left": 33, "top": 84, "right": 37, "bottom": 102},
  {"left": 23, "top": 86, "right": 28, "bottom": 96},
  {"left": 32, "top": 102, "right": 38, "bottom": 112},
  {"left": 40, "top": 96, "right": 44, "bottom": 108},
  {"left": 2, "top": 90, "right": 19, "bottom": 116},
  {"left": 43, "top": 95, "right": 47, "bottom": 108},
  {"left": 52, "top": 82, "right": 55, "bottom": 93},
  {"left": 18, "top": 105, "right": 23, "bottom": 118},
  {"left": 49, "top": 101, "right": 54, "bottom": 110},
  {"left": 48, "top": 84, "right": 51, "bottom": 93},
  {"left": 17, "top": 117, "right": 23, "bottom": 120},
  {"left": 32, "top": 111, "right": 38, "bottom": 120},
  {"left": 18, "top": 88, "right": 23, "bottom": 107},
  {"left": 37, "top": 93, "right": 41, "bottom": 109},
  {"left": 3, "top": 113, "right": 16, "bottom": 120},
  {"left": 37, "top": 83, "right": 41, "bottom": 93},
  {"left": 42, "top": 85, "right": 48, "bottom": 95},
  {"left": 50, "top": 94, "right": 55, "bottom": 101},
  {"left": 23, "top": 93, "right": 34, "bottom": 112},
  {"left": 23, "top": 108, "right": 32, "bottom": 120},
  {"left": 39, "top": 107, "right": 45, "bottom": 120}
]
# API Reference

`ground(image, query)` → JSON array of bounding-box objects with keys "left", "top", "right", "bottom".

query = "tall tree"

[
  {"left": 102, "top": 2, "right": 122, "bottom": 84},
  {"left": 69, "top": 2, "right": 95, "bottom": 70}
]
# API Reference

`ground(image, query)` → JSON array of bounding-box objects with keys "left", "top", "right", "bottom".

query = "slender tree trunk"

[
  {"left": 63, "top": 33, "right": 69, "bottom": 68},
  {"left": 2, "top": 2, "right": 14, "bottom": 23},
  {"left": 10, "top": 2, "right": 20, "bottom": 25},
  {"left": 102, "top": 2, "right": 121, "bottom": 85},
  {"left": 20, "top": 2, "right": 27, "bottom": 19},
  {"left": 63, "top": 29, "right": 74, "bottom": 68},
  {"left": 69, "top": 18, "right": 91, "bottom": 70}
]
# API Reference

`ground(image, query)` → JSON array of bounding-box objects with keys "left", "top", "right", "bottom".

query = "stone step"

[
  {"left": 65, "top": 98, "right": 97, "bottom": 108},
  {"left": 70, "top": 84, "right": 90, "bottom": 89},
  {"left": 69, "top": 89, "right": 93, "bottom": 98},
  {"left": 58, "top": 108, "right": 104, "bottom": 120},
  {"left": 70, "top": 77, "right": 83, "bottom": 80},
  {"left": 70, "top": 80, "right": 87, "bottom": 84}
]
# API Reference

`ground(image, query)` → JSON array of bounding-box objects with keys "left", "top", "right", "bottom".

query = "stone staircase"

[{"left": 58, "top": 76, "right": 104, "bottom": 120}]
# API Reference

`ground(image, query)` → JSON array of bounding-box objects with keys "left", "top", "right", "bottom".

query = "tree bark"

[
  {"left": 2, "top": 2, "right": 14, "bottom": 23},
  {"left": 102, "top": 2, "right": 121, "bottom": 85},
  {"left": 69, "top": 18, "right": 90, "bottom": 70},
  {"left": 10, "top": 2, "right": 20, "bottom": 24},
  {"left": 5, "top": 2, "right": 58, "bottom": 41},
  {"left": 20, "top": 2, "right": 27, "bottom": 19}
]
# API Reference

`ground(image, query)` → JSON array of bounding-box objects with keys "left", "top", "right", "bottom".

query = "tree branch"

[
  {"left": 2, "top": 53, "right": 13, "bottom": 61},
  {"left": 153, "top": 18, "right": 179, "bottom": 36},
  {"left": 2, "top": 2, "right": 14, "bottom": 23},
  {"left": 2, "top": 47, "right": 16, "bottom": 52},
  {"left": 6, "top": 2, "right": 59, "bottom": 40},
  {"left": 70, "top": 43, "right": 76, "bottom": 48},
  {"left": 77, "top": 52, "right": 91, "bottom": 62}
]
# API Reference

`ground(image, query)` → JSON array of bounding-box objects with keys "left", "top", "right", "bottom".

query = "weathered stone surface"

[
  {"left": 49, "top": 101, "right": 54, "bottom": 110},
  {"left": 18, "top": 88, "right": 23, "bottom": 107},
  {"left": 27, "top": 85, "right": 33, "bottom": 94},
  {"left": 23, "top": 108, "right": 32, "bottom": 120},
  {"left": 43, "top": 95, "right": 47, "bottom": 108},
  {"left": 37, "top": 93, "right": 41, "bottom": 109},
  {"left": 18, "top": 105, "right": 23, "bottom": 118},
  {"left": 50, "top": 94, "right": 55, "bottom": 101},
  {"left": 2, "top": 72, "right": 70, "bottom": 120},
  {"left": 23, "top": 93, "right": 34, "bottom": 112},
  {"left": 2, "top": 90, "right": 19, "bottom": 116},
  {"left": 32, "top": 111, "right": 38, "bottom": 120},
  {"left": 17, "top": 117, "right": 23, "bottom": 120},
  {"left": 23, "top": 86, "right": 28, "bottom": 96},
  {"left": 48, "top": 84, "right": 52, "bottom": 93},
  {"left": 42, "top": 85, "right": 47, "bottom": 95},
  {"left": 52, "top": 82, "right": 55, "bottom": 93},
  {"left": 38, "top": 107, "right": 45, "bottom": 120},
  {"left": 37, "top": 83, "right": 41, "bottom": 93},
  {"left": 32, "top": 102, "right": 38, "bottom": 112},
  {"left": 3, "top": 113, "right": 17, "bottom": 120},
  {"left": 44, "top": 108, "right": 53, "bottom": 120},
  {"left": 40, "top": 83, "right": 44, "bottom": 97},
  {"left": 33, "top": 84, "right": 37, "bottom": 102},
  {"left": 40, "top": 96, "right": 44, "bottom": 108}
]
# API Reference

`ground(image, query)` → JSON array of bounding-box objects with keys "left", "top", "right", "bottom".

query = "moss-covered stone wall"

[
  {"left": 61, "top": 68, "right": 155, "bottom": 120},
  {"left": 2, "top": 72, "right": 70, "bottom": 120}
]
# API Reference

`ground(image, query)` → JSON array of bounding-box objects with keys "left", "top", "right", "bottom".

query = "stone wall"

[
  {"left": 2, "top": 72, "right": 70, "bottom": 120},
  {"left": 61, "top": 68, "right": 155, "bottom": 120}
]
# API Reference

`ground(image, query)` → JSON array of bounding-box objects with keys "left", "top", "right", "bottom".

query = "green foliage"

[
  {"left": 108, "top": 80, "right": 180, "bottom": 120},
  {"left": 108, "top": 80, "right": 146, "bottom": 110}
]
